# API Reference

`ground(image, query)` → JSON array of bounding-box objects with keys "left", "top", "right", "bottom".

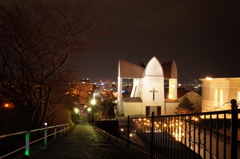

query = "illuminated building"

[
  {"left": 117, "top": 56, "right": 178, "bottom": 117},
  {"left": 200, "top": 77, "right": 240, "bottom": 112}
]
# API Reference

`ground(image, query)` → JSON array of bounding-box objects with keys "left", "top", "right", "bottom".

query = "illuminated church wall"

[
  {"left": 141, "top": 76, "right": 164, "bottom": 115},
  {"left": 141, "top": 57, "right": 165, "bottom": 116}
]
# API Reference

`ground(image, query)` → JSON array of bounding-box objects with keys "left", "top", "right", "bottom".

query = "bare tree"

[{"left": 0, "top": 0, "right": 104, "bottom": 129}]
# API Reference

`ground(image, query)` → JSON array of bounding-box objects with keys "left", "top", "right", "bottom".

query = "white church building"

[{"left": 117, "top": 56, "right": 179, "bottom": 117}]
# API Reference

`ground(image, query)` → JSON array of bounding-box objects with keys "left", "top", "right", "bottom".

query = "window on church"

[
  {"left": 146, "top": 106, "right": 150, "bottom": 116},
  {"left": 157, "top": 106, "right": 161, "bottom": 115},
  {"left": 133, "top": 86, "right": 137, "bottom": 97},
  {"left": 169, "top": 79, "right": 175, "bottom": 99}
]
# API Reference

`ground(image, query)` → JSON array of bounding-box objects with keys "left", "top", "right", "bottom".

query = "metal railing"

[
  {"left": 0, "top": 123, "right": 70, "bottom": 159},
  {"left": 95, "top": 100, "right": 240, "bottom": 159}
]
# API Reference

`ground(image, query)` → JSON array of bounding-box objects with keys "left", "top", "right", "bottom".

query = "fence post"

[
  {"left": 151, "top": 112, "right": 154, "bottom": 159},
  {"left": 25, "top": 131, "right": 30, "bottom": 156},
  {"left": 44, "top": 122, "right": 47, "bottom": 146},
  {"left": 230, "top": 99, "right": 238, "bottom": 159},
  {"left": 54, "top": 126, "right": 56, "bottom": 140},
  {"left": 127, "top": 115, "right": 130, "bottom": 149},
  {"left": 116, "top": 117, "right": 118, "bottom": 143}
]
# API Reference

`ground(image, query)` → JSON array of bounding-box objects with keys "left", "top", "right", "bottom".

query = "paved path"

[{"left": 28, "top": 115, "right": 150, "bottom": 159}]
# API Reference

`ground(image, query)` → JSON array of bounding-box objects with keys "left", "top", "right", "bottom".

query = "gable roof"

[
  {"left": 178, "top": 89, "right": 201, "bottom": 98},
  {"left": 177, "top": 89, "right": 191, "bottom": 98},
  {"left": 143, "top": 56, "right": 163, "bottom": 77}
]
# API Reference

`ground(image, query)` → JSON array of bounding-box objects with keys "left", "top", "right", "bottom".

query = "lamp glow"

[
  {"left": 87, "top": 108, "right": 91, "bottom": 112},
  {"left": 91, "top": 99, "right": 96, "bottom": 105},
  {"left": 206, "top": 77, "right": 212, "bottom": 80},
  {"left": 74, "top": 108, "right": 79, "bottom": 113}
]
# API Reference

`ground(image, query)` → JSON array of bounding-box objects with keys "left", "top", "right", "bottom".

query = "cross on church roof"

[{"left": 150, "top": 87, "right": 158, "bottom": 101}]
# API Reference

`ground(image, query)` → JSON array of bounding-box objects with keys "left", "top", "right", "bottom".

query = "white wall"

[
  {"left": 141, "top": 76, "right": 164, "bottom": 115},
  {"left": 117, "top": 77, "right": 123, "bottom": 114},
  {"left": 124, "top": 102, "right": 143, "bottom": 116}
]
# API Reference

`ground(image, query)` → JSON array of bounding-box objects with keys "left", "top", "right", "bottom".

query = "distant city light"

[{"left": 2, "top": 102, "right": 14, "bottom": 108}]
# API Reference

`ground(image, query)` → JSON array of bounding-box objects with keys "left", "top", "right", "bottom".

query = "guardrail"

[
  {"left": 0, "top": 122, "right": 70, "bottom": 158},
  {"left": 95, "top": 100, "right": 240, "bottom": 159}
]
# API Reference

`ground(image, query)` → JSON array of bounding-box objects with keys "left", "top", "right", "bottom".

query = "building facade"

[
  {"left": 117, "top": 56, "right": 178, "bottom": 117},
  {"left": 200, "top": 77, "right": 240, "bottom": 112}
]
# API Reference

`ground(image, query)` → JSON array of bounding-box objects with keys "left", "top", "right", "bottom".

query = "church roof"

[
  {"left": 118, "top": 57, "right": 178, "bottom": 79},
  {"left": 143, "top": 56, "right": 163, "bottom": 77},
  {"left": 162, "top": 60, "right": 178, "bottom": 79},
  {"left": 118, "top": 59, "right": 145, "bottom": 78}
]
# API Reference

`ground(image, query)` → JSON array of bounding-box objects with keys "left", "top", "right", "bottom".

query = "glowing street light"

[
  {"left": 74, "top": 108, "right": 80, "bottom": 113},
  {"left": 87, "top": 107, "right": 91, "bottom": 112},
  {"left": 91, "top": 99, "right": 96, "bottom": 105},
  {"left": 91, "top": 99, "right": 96, "bottom": 125}
]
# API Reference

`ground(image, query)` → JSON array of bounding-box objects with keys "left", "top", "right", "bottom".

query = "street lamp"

[
  {"left": 74, "top": 107, "right": 80, "bottom": 114},
  {"left": 91, "top": 99, "right": 96, "bottom": 105},
  {"left": 87, "top": 107, "right": 91, "bottom": 113},
  {"left": 91, "top": 99, "right": 96, "bottom": 125}
]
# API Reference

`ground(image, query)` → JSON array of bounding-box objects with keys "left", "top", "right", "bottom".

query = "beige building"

[{"left": 200, "top": 77, "right": 240, "bottom": 112}]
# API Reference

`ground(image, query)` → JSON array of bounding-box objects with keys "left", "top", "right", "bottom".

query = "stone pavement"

[{"left": 24, "top": 115, "right": 150, "bottom": 159}]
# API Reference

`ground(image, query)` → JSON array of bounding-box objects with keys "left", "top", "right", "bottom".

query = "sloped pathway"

[{"left": 29, "top": 115, "right": 150, "bottom": 159}]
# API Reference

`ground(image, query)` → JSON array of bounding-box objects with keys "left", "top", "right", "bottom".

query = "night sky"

[{"left": 76, "top": 0, "right": 240, "bottom": 83}]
